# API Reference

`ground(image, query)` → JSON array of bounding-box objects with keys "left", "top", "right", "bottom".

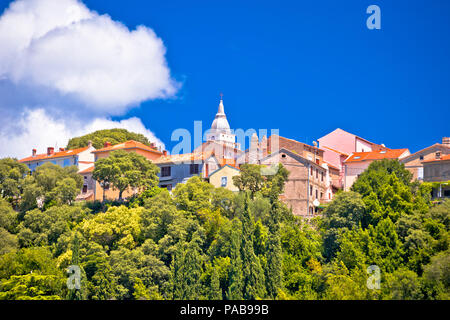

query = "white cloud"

[
  {"left": 0, "top": 109, "right": 165, "bottom": 159},
  {"left": 0, "top": 0, "right": 178, "bottom": 159},
  {"left": 0, "top": 0, "right": 178, "bottom": 112}
]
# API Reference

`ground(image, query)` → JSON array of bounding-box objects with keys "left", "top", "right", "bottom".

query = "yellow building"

[{"left": 208, "top": 164, "right": 240, "bottom": 192}]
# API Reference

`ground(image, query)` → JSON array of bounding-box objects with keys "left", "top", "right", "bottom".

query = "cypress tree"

[
  {"left": 210, "top": 267, "right": 222, "bottom": 300},
  {"left": 228, "top": 218, "right": 243, "bottom": 300},
  {"left": 240, "top": 192, "right": 266, "bottom": 299}
]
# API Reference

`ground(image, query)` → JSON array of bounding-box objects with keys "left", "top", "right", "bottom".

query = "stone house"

[
  {"left": 260, "top": 148, "right": 329, "bottom": 217},
  {"left": 400, "top": 137, "right": 450, "bottom": 181},
  {"left": 423, "top": 154, "right": 450, "bottom": 199}
]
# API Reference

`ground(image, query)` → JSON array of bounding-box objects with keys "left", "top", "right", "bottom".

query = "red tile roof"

[
  {"left": 422, "top": 154, "right": 450, "bottom": 163},
  {"left": 344, "top": 149, "right": 409, "bottom": 163},
  {"left": 92, "top": 140, "right": 162, "bottom": 155},
  {"left": 78, "top": 165, "right": 94, "bottom": 174},
  {"left": 153, "top": 151, "right": 214, "bottom": 164},
  {"left": 19, "top": 146, "right": 90, "bottom": 163}
]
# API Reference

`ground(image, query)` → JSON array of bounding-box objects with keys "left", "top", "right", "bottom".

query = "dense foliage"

[
  {"left": 66, "top": 129, "right": 152, "bottom": 150},
  {"left": 0, "top": 157, "right": 448, "bottom": 300}
]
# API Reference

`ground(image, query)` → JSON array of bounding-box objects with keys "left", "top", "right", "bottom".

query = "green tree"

[
  {"left": 67, "top": 128, "right": 152, "bottom": 150},
  {"left": 0, "top": 158, "right": 29, "bottom": 203},
  {"left": 93, "top": 150, "right": 159, "bottom": 200}
]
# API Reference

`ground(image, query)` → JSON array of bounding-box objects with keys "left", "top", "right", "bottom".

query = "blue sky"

[{"left": 0, "top": 0, "right": 449, "bottom": 155}]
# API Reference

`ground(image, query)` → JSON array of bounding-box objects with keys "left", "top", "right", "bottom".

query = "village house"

[
  {"left": 153, "top": 151, "right": 220, "bottom": 190},
  {"left": 343, "top": 148, "right": 411, "bottom": 191},
  {"left": 400, "top": 137, "right": 450, "bottom": 181},
  {"left": 19, "top": 141, "right": 96, "bottom": 173},
  {"left": 318, "top": 128, "right": 386, "bottom": 189},
  {"left": 208, "top": 164, "right": 240, "bottom": 192},
  {"left": 422, "top": 154, "right": 450, "bottom": 199},
  {"left": 89, "top": 140, "right": 164, "bottom": 200},
  {"left": 237, "top": 133, "right": 335, "bottom": 216},
  {"left": 260, "top": 148, "right": 329, "bottom": 216}
]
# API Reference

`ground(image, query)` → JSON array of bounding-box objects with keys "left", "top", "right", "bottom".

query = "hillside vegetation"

[{"left": 0, "top": 158, "right": 448, "bottom": 300}]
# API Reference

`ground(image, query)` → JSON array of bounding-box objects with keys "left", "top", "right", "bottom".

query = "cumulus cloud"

[
  {"left": 0, "top": 109, "right": 165, "bottom": 159},
  {"left": 0, "top": 0, "right": 178, "bottom": 158},
  {"left": 0, "top": 0, "right": 178, "bottom": 112}
]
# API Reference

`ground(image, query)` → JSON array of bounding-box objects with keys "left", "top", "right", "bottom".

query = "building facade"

[
  {"left": 260, "top": 148, "right": 328, "bottom": 217},
  {"left": 19, "top": 142, "right": 96, "bottom": 173},
  {"left": 208, "top": 164, "right": 240, "bottom": 192},
  {"left": 91, "top": 140, "right": 164, "bottom": 201},
  {"left": 400, "top": 137, "right": 450, "bottom": 181},
  {"left": 343, "top": 148, "right": 410, "bottom": 190},
  {"left": 153, "top": 152, "right": 220, "bottom": 191},
  {"left": 318, "top": 128, "right": 386, "bottom": 189},
  {"left": 423, "top": 154, "right": 450, "bottom": 199}
]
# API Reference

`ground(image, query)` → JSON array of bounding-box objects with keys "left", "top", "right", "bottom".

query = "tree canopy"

[{"left": 66, "top": 129, "right": 152, "bottom": 150}]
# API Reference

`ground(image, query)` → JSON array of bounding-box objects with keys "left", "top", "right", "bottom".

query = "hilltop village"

[{"left": 19, "top": 98, "right": 450, "bottom": 217}]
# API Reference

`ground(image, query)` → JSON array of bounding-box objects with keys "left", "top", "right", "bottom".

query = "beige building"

[
  {"left": 423, "top": 154, "right": 450, "bottom": 199},
  {"left": 90, "top": 140, "right": 164, "bottom": 201},
  {"left": 208, "top": 165, "right": 240, "bottom": 192},
  {"left": 400, "top": 137, "right": 450, "bottom": 181}
]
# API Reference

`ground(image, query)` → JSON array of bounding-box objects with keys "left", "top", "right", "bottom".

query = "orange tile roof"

[
  {"left": 422, "top": 154, "right": 450, "bottom": 163},
  {"left": 19, "top": 146, "right": 90, "bottom": 163},
  {"left": 92, "top": 140, "right": 162, "bottom": 155},
  {"left": 344, "top": 149, "right": 409, "bottom": 163},
  {"left": 78, "top": 165, "right": 94, "bottom": 174},
  {"left": 153, "top": 151, "right": 214, "bottom": 164}
]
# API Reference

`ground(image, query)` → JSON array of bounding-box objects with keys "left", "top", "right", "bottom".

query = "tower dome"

[{"left": 210, "top": 99, "right": 231, "bottom": 134}]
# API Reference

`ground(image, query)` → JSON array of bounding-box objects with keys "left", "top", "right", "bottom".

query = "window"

[
  {"left": 316, "top": 159, "right": 320, "bottom": 165},
  {"left": 419, "top": 155, "right": 424, "bottom": 161},
  {"left": 82, "top": 185, "right": 88, "bottom": 193},
  {"left": 310, "top": 186, "right": 313, "bottom": 196},
  {"left": 320, "top": 192, "right": 323, "bottom": 199},
  {"left": 418, "top": 167, "right": 424, "bottom": 180},
  {"left": 436, "top": 152, "right": 441, "bottom": 159},
  {"left": 161, "top": 166, "right": 171, "bottom": 177},
  {"left": 281, "top": 154, "right": 287, "bottom": 158},
  {"left": 316, "top": 169, "right": 318, "bottom": 179},
  {"left": 321, "top": 171, "right": 324, "bottom": 181},
  {"left": 221, "top": 176, "right": 227, "bottom": 187},
  {"left": 310, "top": 167, "right": 313, "bottom": 176},
  {"left": 190, "top": 164, "right": 199, "bottom": 174},
  {"left": 315, "top": 189, "right": 318, "bottom": 199}
]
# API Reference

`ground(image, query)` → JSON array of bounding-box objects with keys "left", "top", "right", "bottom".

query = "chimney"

[
  {"left": 32, "top": 149, "right": 37, "bottom": 157},
  {"left": 150, "top": 142, "right": 156, "bottom": 149},
  {"left": 88, "top": 140, "right": 93, "bottom": 148},
  {"left": 47, "top": 147, "right": 54, "bottom": 155},
  {"left": 104, "top": 141, "right": 111, "bottom": 148},
  {"left": 59, "top": 148, "right": 65, "bottom": 152},
  {"left": 163, "top": 150, "right": 167, "bottom": 156},
  {"left": 443, "top": 137, "right": 450, "bottom": 145}
]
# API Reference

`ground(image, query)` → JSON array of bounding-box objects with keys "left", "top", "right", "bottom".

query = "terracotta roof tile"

[
  {"left": 153, "top": 151, "right": 214, "bottom": 164},
  {"left": 344, "top": 149, "right": 409, "bottom": 163},
  {"left": 92, "top": 140, "right": 162, "bottom": 154},
  {"left": 78, "top": 165, "right": 94, "bottom": 174},
  {"left": 422, "top": 154, "right": 450, "bottom": 163},
  {"left": 19, "top": 146, "right": 89, "bottom": 163}
]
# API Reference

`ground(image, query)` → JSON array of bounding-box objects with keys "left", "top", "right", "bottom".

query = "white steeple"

[
  {"left": 210, "top": 98, "right": 231, "bottom": 134},
  {"left": 206, "top": 95, "right": 238, "bottom": 148}
]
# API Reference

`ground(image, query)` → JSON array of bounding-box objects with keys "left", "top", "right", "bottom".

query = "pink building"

[{"left": 318, "top": 128, "right": 386, "bottom": 188}]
